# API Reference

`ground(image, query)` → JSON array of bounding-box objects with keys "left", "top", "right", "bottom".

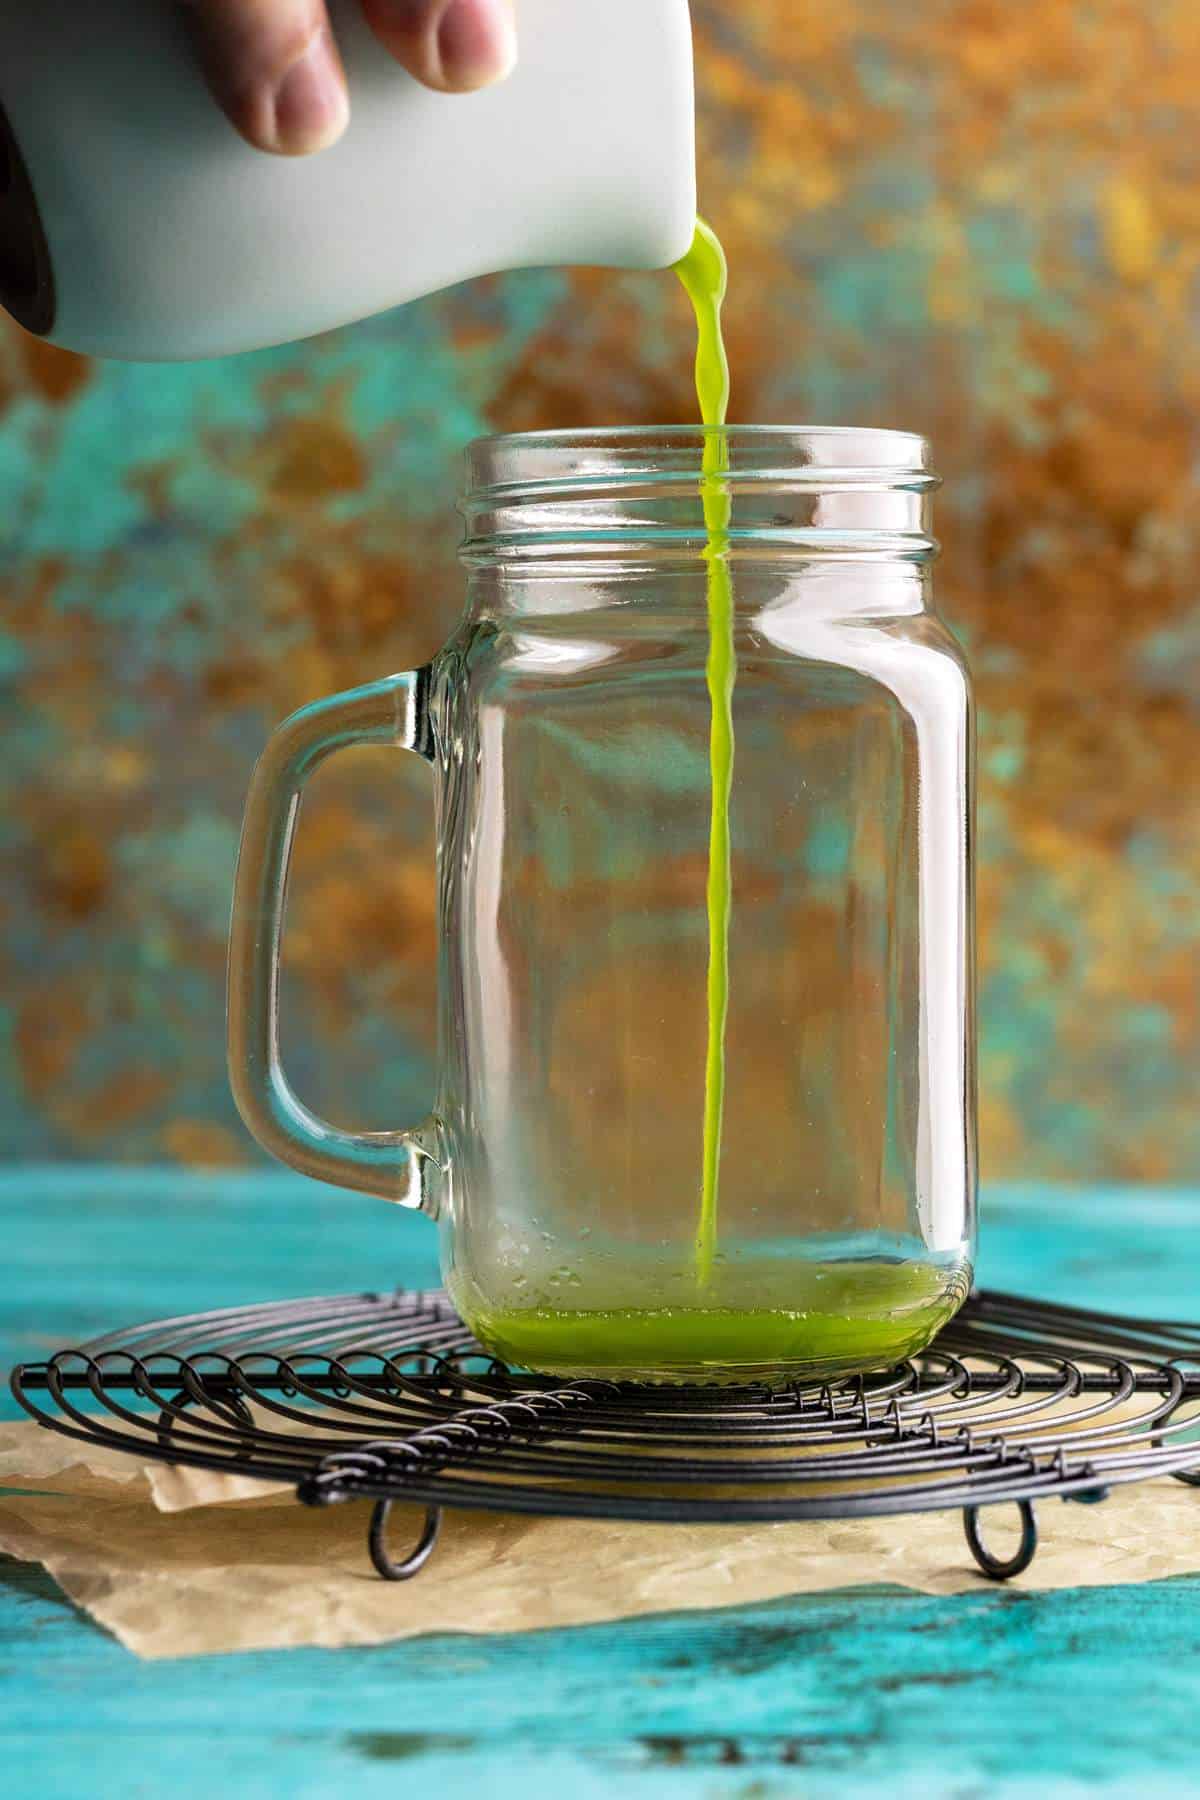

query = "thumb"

[{"left": 361, "top": 0, "right": 517, "bottom": 93}]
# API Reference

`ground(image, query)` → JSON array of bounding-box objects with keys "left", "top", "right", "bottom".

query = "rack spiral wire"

[{"left": 12, "top": 1287, "right": 1200, "bottom": 1583}]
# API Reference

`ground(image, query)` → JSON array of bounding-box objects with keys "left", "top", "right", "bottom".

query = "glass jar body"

[
  {"left": 434, "top": 524, "right": 975, "bottom": 1382},
  {"left": 227, "top": 427, "right": 976, "bottom": 1385}
]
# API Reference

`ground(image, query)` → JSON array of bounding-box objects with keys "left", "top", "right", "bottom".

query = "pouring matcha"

[
  {"left": 674, "top": 219, "right": 735, "bottom": 1290},
  {"left": 125, "top": 4, "right": 974, "bottom": 1383},
  {"left": 462, "top": 219, "right": 963, "bottom": 1379}
]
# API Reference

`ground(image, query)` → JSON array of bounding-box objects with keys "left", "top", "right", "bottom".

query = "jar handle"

[{"left": 226, "top": 670, "right": 443, "bottom": 1212}]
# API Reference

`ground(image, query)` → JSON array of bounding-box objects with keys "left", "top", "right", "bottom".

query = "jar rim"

[{"left": 465, "top": 424, "right": 936, "bottom": 502}]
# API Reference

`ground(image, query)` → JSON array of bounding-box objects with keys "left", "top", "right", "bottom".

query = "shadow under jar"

[{"left": 228, "top": 427, "right": 976, "bottom": 1384}]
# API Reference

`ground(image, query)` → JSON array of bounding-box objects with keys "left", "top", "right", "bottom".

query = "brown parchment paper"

[{"left": 3, "top": 1419, "right": 1200, "bottom": 1660}]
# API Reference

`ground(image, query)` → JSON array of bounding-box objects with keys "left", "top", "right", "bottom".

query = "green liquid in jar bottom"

[
  {"left": 464, "top": 1261, "right": 969, "bottom": 1385},
  {"left": 459, "top": 221, "right": 967, "bottom": 1382}
]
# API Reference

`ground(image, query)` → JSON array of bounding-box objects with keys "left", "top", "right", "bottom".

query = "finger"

[
  {"left": 361, "top": 0, "right": 517, "bottom": 94},
  {"left": 182, "top": 0, "right": 350, "bottom": 155}
]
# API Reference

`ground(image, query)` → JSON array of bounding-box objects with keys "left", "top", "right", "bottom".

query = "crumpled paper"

[{"left": 2, "top": 1418, "right": 1199, "bottom": 1660}]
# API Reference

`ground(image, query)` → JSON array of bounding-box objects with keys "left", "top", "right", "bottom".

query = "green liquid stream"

[{"left": 673, "top": 218, "right": 734, "bottom": 1289}]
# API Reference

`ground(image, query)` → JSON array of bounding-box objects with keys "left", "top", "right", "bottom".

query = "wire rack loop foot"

[
  {"left": 963, "top": 1499, "right": 1038, "bottom": 1580},
  {"left": 369, "top": 1500, "right": 443, "bottom": 1581}
]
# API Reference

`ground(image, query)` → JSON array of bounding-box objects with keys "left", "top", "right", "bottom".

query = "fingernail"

[
  {"left": 437, "top": 0, "right": 517, "bottom": 90},
  {"left": 271, "top": 29, "right": 349, "bottom": 154}
]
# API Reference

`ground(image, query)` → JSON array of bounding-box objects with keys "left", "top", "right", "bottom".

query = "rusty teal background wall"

[{"left": 1, "top": 0, "right": 1198, "bottom": 1182}]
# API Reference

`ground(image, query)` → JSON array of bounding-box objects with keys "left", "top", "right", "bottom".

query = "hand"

[{"left": 183, "top": 1, "right": 518, "bottom": 156}]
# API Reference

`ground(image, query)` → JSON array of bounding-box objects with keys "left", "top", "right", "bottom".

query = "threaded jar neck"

[{"left": 461, "top": 426, "right": 939, "bottom": 568}]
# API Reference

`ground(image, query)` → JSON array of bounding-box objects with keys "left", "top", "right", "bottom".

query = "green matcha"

[
  {"left": 463, "top": 1259, "right": 966, "bottom": 1384},
  {"left": 674, "top": 218, "right": 734, "bottom": 1288}
]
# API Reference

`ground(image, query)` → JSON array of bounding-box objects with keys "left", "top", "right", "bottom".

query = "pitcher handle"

[{"left": 227, "top": 669, "right": 442, "bottom": 1211}]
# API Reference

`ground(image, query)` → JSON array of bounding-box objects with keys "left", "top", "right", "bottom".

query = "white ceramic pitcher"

[{"left": 0, "top": 0, "right": 696, "bottom": 360}]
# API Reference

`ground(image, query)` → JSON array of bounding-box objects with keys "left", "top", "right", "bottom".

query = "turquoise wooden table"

[{"left": 4, "top": 1167, "right": 1200, "bottom": 1798}]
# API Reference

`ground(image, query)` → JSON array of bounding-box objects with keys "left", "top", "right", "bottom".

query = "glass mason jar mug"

[{"left": 228, "top": 427, "right": 976, "bottom": 1383}]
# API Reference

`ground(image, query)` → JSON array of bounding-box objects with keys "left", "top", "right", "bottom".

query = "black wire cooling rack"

[{"left": 11, "top": 1287, "right": 1200, "bottom": 1584}]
